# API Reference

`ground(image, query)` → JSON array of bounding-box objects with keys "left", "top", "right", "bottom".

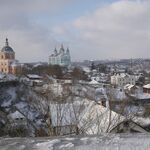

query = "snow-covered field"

[{"left": 0, "top": 134, "right": 150, "bottom": 150}]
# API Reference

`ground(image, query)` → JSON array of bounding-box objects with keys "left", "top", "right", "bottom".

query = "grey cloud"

[
  {"left": 0, "top": 0, "right": 71, "bottom": 12},
  {"left": 54, "top": 0, "right": 150, "bottom": 60},
  {"left": 0, "top": 0, "right": 71, "bottom": 62},
  {"left": 1, "top": 0, "right": 150, "bottom": 62}
]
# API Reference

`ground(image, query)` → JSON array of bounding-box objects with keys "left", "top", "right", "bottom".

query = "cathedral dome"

[{"left": 1, "top": 38, "right": 14, "bottom": 53}]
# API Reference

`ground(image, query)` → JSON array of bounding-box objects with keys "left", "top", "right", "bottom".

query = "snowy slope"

[{"left": 0, "top": 134, "right": 150, "bottom": 150}]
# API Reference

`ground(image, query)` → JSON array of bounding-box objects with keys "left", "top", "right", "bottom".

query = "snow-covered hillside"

[
  {"left": 0, "top": 83, "right": 48, "bottom": 136},
  {"left": 1, "top": 77, "right": 150, "bottom": 137}
]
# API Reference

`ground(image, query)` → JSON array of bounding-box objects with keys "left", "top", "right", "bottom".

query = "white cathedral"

[{"left": 49, "top": 45, "right": 71, "bottom": 66}]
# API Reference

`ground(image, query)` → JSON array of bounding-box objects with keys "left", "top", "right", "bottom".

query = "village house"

[
  {"left": 5, "top": 110, "right": 29, "bottom": 136},
  {"left": 44, "top": 98, "right": 149, "bottom": 136},
  {"left": 111, "top": 73, "right": 137, "bottom": 87},
  {"left": 7, "top": 110, "right": 27, "bottom": 128},
  {"left": 78, "top": 101, "right": 148, "bottom": 134},
  {"left": 21, "top": 74, "right": 44, "bottom": 86},
  {"left": 124, "top": 84, "right": 139, "bottom": 95},
  {"left": 89, "top": 79, "right": 101, "bottom": 87}
]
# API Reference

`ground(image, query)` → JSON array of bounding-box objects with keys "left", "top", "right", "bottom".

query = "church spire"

[
  {"left": 54, "top": 47, "right": 57, "bottom": 55},
  {"left": 60, "top": 44, "right": 64, "bottom": 53},
  {"left": 66, "top": 47, "right": 70, "bottom": 53},
  {"left": 61, "top": 44, "right": 64, "bottom": 50},
  {"left": 5, "top": 38, "right": 9, "bottom": 46}
]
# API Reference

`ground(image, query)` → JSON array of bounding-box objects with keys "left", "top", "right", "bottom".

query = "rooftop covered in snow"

[{"left": 143, "top": 84, "right": 150, "bottom": 89}]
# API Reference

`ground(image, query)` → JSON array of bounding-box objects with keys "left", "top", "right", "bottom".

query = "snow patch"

[
  {"left": 59, "top": 142, "right": 74, "bottom": 149},
  {"left": 36, "top": 139, "right": 60, "bottom": 150}
]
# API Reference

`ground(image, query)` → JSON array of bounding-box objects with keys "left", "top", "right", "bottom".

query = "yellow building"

[{"left": 0, "top": 38, "right": 20, "bottom": 74}]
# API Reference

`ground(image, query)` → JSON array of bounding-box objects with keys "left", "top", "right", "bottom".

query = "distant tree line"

[
  {"left": 20, "top": 64, "right": 88, "bottom": 81},
  {"left": 71, "top": 67, "right": 88, "bottom": 81},
  {"left": 21, "top": 64, "right": 64, "bottom": 79},
  {"left": 91, "top": 62, "right": 108, "bottom": 73}
]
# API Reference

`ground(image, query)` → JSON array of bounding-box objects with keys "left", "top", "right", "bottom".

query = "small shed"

[
  {"left": 143, "top": 84, "right": 150, "bottom": 94},
  {"left": 7, "top": 110, "right": 27, "bottom": 127}
]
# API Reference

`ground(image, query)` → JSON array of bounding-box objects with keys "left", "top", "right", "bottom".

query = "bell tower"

[{"left": 0, "top": 38, "right": 16, "bottom": 73}]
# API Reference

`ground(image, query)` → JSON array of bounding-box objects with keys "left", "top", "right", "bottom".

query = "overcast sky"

[{"left": 0, "top": 0, "right": 150, "bottom": 62}]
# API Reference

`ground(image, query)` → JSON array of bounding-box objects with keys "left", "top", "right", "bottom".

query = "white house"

[{"left": 111, "top": 73, "right": 136, "bottom": 87}]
